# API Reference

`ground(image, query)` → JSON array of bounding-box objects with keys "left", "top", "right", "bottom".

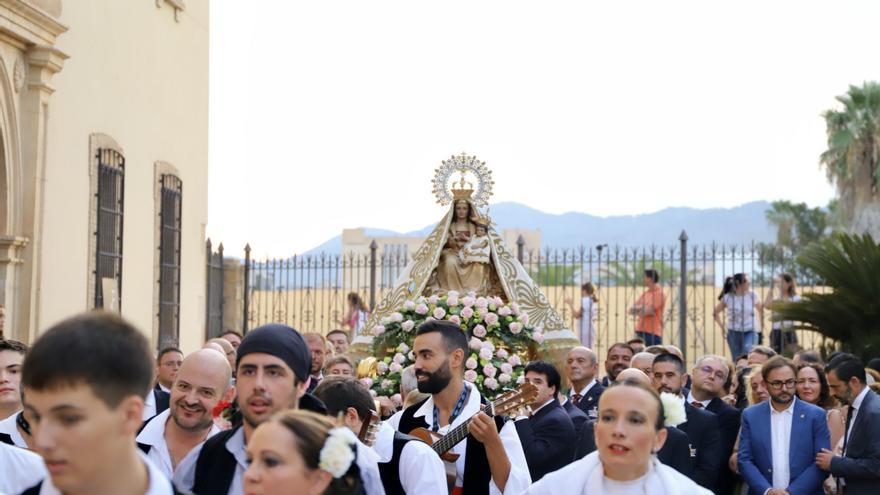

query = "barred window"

[
  {"left": 94, "top": 148, "right": 125, "bottom": 310},
  {"left": 158, "top": 174, "right": 183, "bottom": 347}
]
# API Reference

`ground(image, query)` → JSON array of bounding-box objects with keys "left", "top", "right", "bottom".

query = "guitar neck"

[{"left": 431, "top": 403, "right": 493, "bottom": 456}]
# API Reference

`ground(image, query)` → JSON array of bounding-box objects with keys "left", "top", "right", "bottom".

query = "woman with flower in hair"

[{"left": 244, "top": 410, "right": 363, "bottom": 495}]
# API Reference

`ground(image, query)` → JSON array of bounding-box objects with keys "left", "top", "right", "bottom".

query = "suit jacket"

[
  {"left": 562, "top": 400, "right": 589, "bottom": 435},
  {"left": 678, "top": 401, "right": 722, "bottom": 489},
  {"left": 738, "top": 398, "right": 830, "bottom": 495},
  {"left": 707, "top": 396, "right": 742, "bottom": 495},
  {"left": 153, "top": 388, "right": 170, "bottom": 416},
  {"left": 570, "top": 382, "right": 604, "bottom": 420},
  {"left": 515, "top": 399, "right": 576, "bottom": 481},
  {"left": 829, "top": 388, "right": 880, "bottom": 495},
  {"left": 576, "top": 422, "right": 692, "bottom": 477}
]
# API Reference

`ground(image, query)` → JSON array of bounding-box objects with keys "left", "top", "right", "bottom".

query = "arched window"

[
  {"left": 158, "top": 173, "right": 182, "bottom": 348},
  {"left": 94, "top": 146, "right": 125, "bottom": 310}
]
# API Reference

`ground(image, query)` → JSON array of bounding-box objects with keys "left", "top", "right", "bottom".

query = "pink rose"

[
  {"left": 516, "top": 375, "right": 526, "bottom": 385},
  {"left": 393, "top": 353, "right": 406, "bottom": 364},
  {"left": 498, "top": 306, "right": 512, "bottom": 317},
  {"left": 449, "top": 315, "right": 461, "bottom": 325},
  {"left": 462, "top": 296, "right": 476, "bottom": 308},
  {"left": 493, "top": 296, "right": 505, "bottom": 307},
  {"left": 484, "top": 378, "right": 498, "bottom": 390},
  {"left": 508, "top": 355, "right": 522, "bottom": 366},
  {"left": 475, "top": 297, "right": 489, "bottom": 308},
  {"left": 425, "top": 316, "right": 435, "bottom": 322},
  {"left": 481, "top": 340, "right": 495, "bottom": 352},
  {"left": 372, "top": 325, "right": 386, "bottom": 336},
  {"left": 520, "top": 313, "right": 530, "bottom": 326},
  {"left": 403, "top": 300, "right": 416, "bottom": 311},
  {"left": 509, "top": 322, "right": 522, "bottom": 334},
  {"left": 391, "top": 312, "right": 403, "bottom": 322},
  {"left": 485, "top": 313, "right": 499, "bottom": 326},
  {"left": 377, "top": 362, "right": 389, "bottom": 374},
  {"left": 402, "top": 320, "right": 415, "bottom": 332},
  {"left": 511, "top": 302, "right": 520, "bottom": 315},
  {"left": 381, "top": 379, "right": 393, "bottom": 390},
  {"left": 500, "top": 363, "right": 513, "bottom": 375},
  {"left": 466, "top": 357, "right": 478, "bottom": 370},
  {"left": 464, "top": 370, "right": 478, "bottom": 382},
  {"left": 483, "top": 364, "right": 497, "bottom": 378},
  {"left": 469, "top": 337, "right": 483, "bottom": 350},
  {"left": 496, "top": 349, "right": 509, "bottom": 360},
  {"left": 415, "top": 303, "right": 429, "bottom": 315},
  {"left": 479, "top": 347, "right": 493, "bottom": 360},
  {"left": 389, "top": 362, "right": 403, "bottom": 374},
  {"left": 428, "top": 295, "right": 439, "bottom": 305},
  {"left": 447, "top": 295, "right": 460, "bottom": 307},
  {"left": 447, "top": 290, "right": 460, "bottom": 299},
  {"left": 533, "top": 332, "right": 545, "bottom": 344},
  {"left": 360, "top": 377, "right": 373, "bottom": 388},
  {"left": 433, "top": 307, "right": 446, "bottom": 319},
  {"left": 498, "top": 373, "right": 512, "bottom": 384},
  {"left": 397, "top": 343, "right": 410, "bottom": 354},
  {"left": 460, "top": 307, "right": 475, "bottom": 319},
  {"left": 473, "top": 324, "right": 487, "bottom": 338}
]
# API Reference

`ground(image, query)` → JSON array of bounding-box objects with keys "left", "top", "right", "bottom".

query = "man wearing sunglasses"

[{"left": 738, "top": 356, "right": 830, "bottom": 495}]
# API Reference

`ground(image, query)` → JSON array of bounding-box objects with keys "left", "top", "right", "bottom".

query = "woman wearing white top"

[
  {"left": 713, "top": 273, "right": 763, "bottom": 360},
  {"left": 522, "top": 379, "right": 712, "bottom": 495},
  {"left": 565, "top": 283, "right": 598, "bottom": 349},
  {"left": 763, "top": 273, "right": 801, "bottom": 355}
]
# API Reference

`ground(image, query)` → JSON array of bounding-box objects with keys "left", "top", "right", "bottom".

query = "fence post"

[
  {"left": 243, "top": 243, "right": 251, "bottom": 334},
  {"left": 678, "top": 230, "right": 688, "bottom": 363},
  {"left": 517, "top": 235, "right": 525, "bottom": 264},
  {"left": 369, "top": 240, "right": 378, "bottom": 311},
  {"left": 205, "top": 238, "right": 212, "bottom": 337}
]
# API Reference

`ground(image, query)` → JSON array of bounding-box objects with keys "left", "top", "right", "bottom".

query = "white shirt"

[
  {"left": 722, "top": 292, "right": 759, "bottom": 332},
  {"left": 37, "top": 450, "right": 175, "bottom": 494},
  {"left": 136, "top": 409, "right": 221, "bottom": 482},
  {"left": 373, "top": 422, "right": 446, "bottom": 493},
  {"left": 844, "top": 386, "right": 870, "bottom": 455},
  {"left": 387, "top": 409, "right": 403, "bottom": 431},
  {"left": 686, "top": 391, "right": 712, "bottom": 409},
  {"left": 143, "top": 390, "right": 157, "bottom": 421},
  {"left": 158, "top": 383, "right": 171, "bottom": 394},
  {"left": 0, "top": 411, "right": 27, "bottom": 448},
  {"left": 0, "top": 442, "right": 46, "bottom": 494},
  {"left": 571, "top": 379, "right": 598, "bottom": 400},
  {"left": 602, "top": 472, "right": 648, "bottom": 495},
  {"left": 769, "top": 400, "right": 795, "bottom": 490},
  {"left": 405, "top": 381, "right": 531, "bottom": 495}
]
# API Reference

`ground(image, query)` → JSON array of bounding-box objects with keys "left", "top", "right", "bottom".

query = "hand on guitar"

[{"left": 468, "top": 412, "right": 502, "bottom": 448}]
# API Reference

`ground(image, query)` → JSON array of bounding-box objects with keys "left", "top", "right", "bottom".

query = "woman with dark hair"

[
  {"left": 796, "top": 363, "right": 845, "bottom": 454},
  {"left": 713, "top": 273, "right": 763, "bottom": 360},
  {"left": 244, "top": 410, "right": 363, "bottom": 495},
  {"left": 763, "top": 273, "right": 801, "bottom": 355},
  {"left": 338, "top": 292, "right": 367, "bottom": 337},
  {"left": 565, "top": 282, "right": 599, "bottom": 348}
]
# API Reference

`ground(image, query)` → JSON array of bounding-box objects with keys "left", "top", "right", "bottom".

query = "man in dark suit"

[
  {"left": 652, "top": 352, "right": 722, "bottom": 489},
  {"left": 516, "top": 361, "right": 576, "bottom": 481},
  {"left": 689, "top": 354, "right": 742, "bottom": 495},
  {"left": 558, "top": 392, "right": 591, "bottom": 460},
  {"left": 816, "top": 355, "right": 880, "bottom": 495},
  {"left": 565, "top": 346, "right": 604, "bottom": 420}
]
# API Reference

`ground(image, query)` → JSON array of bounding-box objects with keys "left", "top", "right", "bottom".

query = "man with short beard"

[
  {"left": 600, "top": 343, "right": 633, "bottom": 386},
  {"left": 138, "top": 349, "right": 230, "bottom": 483},
  {"left": 396, "top": 320, "right": 531, "bottom": 494},
  {"left": 651, "top": 353, "right": 722, "bottom": 489}
]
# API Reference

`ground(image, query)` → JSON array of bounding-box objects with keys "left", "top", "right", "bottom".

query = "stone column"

[{"left": 0, "top": 235, "right": 27, "bottom": 340}]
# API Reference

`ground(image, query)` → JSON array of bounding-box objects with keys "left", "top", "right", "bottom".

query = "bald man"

[
  {"left": 565, "top": 346, "right": 603, "bottom": 420},
  {"left": 205, "top": 338, "right": 236, "bottom": 372},
  {"left": 137, "top": 349, "right": 233, "bottom": 484},
  {"left": 630, "top": 352, "right": 656, "bottom": 376}
]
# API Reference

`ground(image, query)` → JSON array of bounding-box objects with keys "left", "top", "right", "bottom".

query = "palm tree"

[
  {"left": 771, "top": 233, "right": 880, "bottom": 360},
  {"left": 820, "top": 82, "right": 880, "bottom": 236}
]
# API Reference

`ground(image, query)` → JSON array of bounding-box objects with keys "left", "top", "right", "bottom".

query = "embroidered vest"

[{"left": 192, "top": 427, "right": 240, "bottom": 495}]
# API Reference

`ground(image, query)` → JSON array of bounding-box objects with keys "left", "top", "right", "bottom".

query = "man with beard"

[
  {"left": 816, "top": 354, "right": 880, "bottom": 495},
  {"left": 302, "top": 332, "right": 326, "bottom": 393},
  {"left": 183, "top": 323, "right": 382, "bottom": 495},
  {"left": 739, "top": 356, "right": 829, "bottom": 495},
  {"left": 600, "top": 343, "right": 633, "bottom": 387},
  {"left": 396, "top": 320, "right": 531, "bottom": 494},
  {"left": 565, "top": 346, "right": 603, "bottom": 420},
  {"left": 689, "top": 354, "right": 742, "bottom": 495},
  {"left": 138, "top": 349, "right": 230, "bottom": 483},
  {"left": 651, "top": 352, "right": 722, "bottom": 489}
]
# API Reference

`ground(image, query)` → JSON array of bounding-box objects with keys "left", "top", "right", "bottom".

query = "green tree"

[
  {"left": 600, "top": 257, "right": 679, "bottom": 287},
  {"left": 528, "top": 264, "right": 578, "bottom": 286},
  {"left": 757, "top": 200, "right": 833, "bottom": 285},
  {"left": 771, "top": 233, "right": 880, "bottom": 360}
]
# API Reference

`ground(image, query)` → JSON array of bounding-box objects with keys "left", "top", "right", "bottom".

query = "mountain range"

[{"left": 304, "top": 201, "right": 777, "bottom": 255}]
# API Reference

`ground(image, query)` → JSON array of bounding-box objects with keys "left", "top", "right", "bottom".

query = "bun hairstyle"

[
  {"left": 718, "top": 273, "right": 747, "bottom": 300},
  {"left": 272, "top": 410, "right": 362, "bottom": 495}
]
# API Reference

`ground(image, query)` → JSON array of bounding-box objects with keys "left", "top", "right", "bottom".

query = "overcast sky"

[{"left": 208, "top": 1, "right": 880, "bottom": 256}]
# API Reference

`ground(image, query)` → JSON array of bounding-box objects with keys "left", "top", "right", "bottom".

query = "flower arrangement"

[
  {"left": 369, "top": 291, "right": 544, "bottom": 400},
  {"left": 319, "top": 427, "right": 357, "bottom": 478}
]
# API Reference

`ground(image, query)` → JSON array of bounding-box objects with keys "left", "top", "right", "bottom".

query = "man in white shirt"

[
  {"left": 137, "top": 349, "right": 231, "bottom": 483},
  {"left": 19, "top": 312, "right": 179, "bottom": 494},
  {"left": 0, "top": 442, "right": 46, "bottom": 494},
  {"left": 739, "top": 356, "right": 829, "bottom": 495},
  {"left": 565, "top": 346, "right": 604, "bottom": 420}
]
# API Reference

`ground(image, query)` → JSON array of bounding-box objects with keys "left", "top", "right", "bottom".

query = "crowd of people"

[{"left": 0, "top": 311, "right": 878, "bottom": 495}]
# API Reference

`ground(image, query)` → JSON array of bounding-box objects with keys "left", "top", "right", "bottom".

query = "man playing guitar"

[{"left": 395, "top": 320, "right": 531, "bottom": 495}]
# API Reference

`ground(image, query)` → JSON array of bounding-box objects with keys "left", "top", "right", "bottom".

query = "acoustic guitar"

[
  {"left": 357, "top": 410, "right": 381, "bottom": 447},
  {"left": 408, "top": 383, "right": 538, "bottom": 491}
]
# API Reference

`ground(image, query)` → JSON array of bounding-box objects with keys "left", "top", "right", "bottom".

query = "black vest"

[
  {"left": 396, "top": 396, "right": 505, "bottom": 495},
  {"left": 192, "top": 427, "right": 240, "bottom": 495},
  {"left": 0, "top": 432, "right": 13, "bottom": 446},
  {"left": 377, "top": 431, "right": 417, "bottom": 495}
]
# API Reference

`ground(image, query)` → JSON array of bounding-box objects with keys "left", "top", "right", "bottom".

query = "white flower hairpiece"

[
  {"left": 319, "top": 427, "right": 357, "bottom": 478},
  {"left": 659, "top": 392, "right": 687, "bottom": 428}
]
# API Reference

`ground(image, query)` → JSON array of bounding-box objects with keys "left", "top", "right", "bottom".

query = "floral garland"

[{"left": 366, "top": 291, "right": 544, "bottom": 401}]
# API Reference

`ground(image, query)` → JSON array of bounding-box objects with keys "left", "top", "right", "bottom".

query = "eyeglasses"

[
  {"left": 698, "top": 366, "right": 726, "bottom": 381},
  {"left": 767, "top": 379, "right": 797, "bottom": 390}
]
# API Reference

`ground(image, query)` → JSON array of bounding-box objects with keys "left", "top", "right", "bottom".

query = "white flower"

[
  {"left": 415, "top": 303, "right": 429, "bottom": 315},
  {"left": 481, "top": 340, "right": 495, "bottom": 352},
  {"left": 402, "top": 320, "right": 415, "bottom": 332},
  {"left": 479, "top": 347, "right": 493, "bottom": 360},
  {"left": 460, "top": 307, "right": 475, "bottom": 319},
  {"left": 428, "top": 295, "right": 439, "bottom": 305},
  {"left": 464, "top": 370, "right": 478, "bottom": 382},
  {"left": 498, "top": 373, "right": 512, "bottom": 384},
  {"left": 516, "top": 374, "right": 526, "bottom": 385},
  {"left": 498, "top": 306, "right": 512, "bottom": 317},
  {"left": 469, "top": 337, "right": 483, "bottom": 350},
  {"left": 519, "top": 313, "right": 530, "bottom": 326},
  {"left": 475, "top": 297, "right": 489, "bottom": 308},
  {"left": 359, "top": 377, "right": 373, "bottom": 388},
  {"left": 462, "top": 296, "right": 476, "bottom": 308},
  {"left": 403, "top": 300, "right": 416, "bottom": 311},
  {"left": 484, "top": 378, "right": 498, "bottom": 390},
  {"left": 397, "top": 343, "right": 410, "bottom": 354},
  {"left": 447, "top": 290, "right": 460, "bottom": 299},
  {"left": 377, "top": 362, "right": 389, "bottom": 374},
  {"left": 391, "top": 312, "right": 403, "bottom": 323},
  {"left": 466, "top": 357, "right": 478, "bottom": 370},
  {"left": 393, "top": 353, "right": 406, "bottom": 365},
  {"left": 508, "top": 354, "right": 522, "bottom": 366},
  {"left": 372, "top": 325, "right": 386, "bottom": 336},
  {"left": 433, "top": 307, "right": 446, "bottom": 319},
  {"left": 485, "top": 313, "right": 499, "bottom": 326},
  {"left": 473, "top": 324, "right": 487, "bottom": 338},
  {"left": 492, "top": 296, "right": 504, "bottom": 307},
  {"left": 483, "top": 364, "right": 497, "bottom": 378},
  {"left": 447, "top": 295, "right": 460, "bottom": 307},
  {"left": 425, "top": 316, "right": 435, "bottom": 322},
  {"left": 511, "top": 302, "right": 520, "bottom": 315},
  {"left": 381, "top": 316, "right": 391, "bottom": 325},
  {"left": 509, "top": 322, "right": 522, "bottom": 334},
  {"left": 496, "top": 348, "right": 509, "bottom": 360},
  {"left": 449, "top": 315, "right": 461, "bottom": 325},
  {"left": 660, "top": 392, "right": 687, "bottom": 427},
  {"left": 391, "top": 394, "right": 403, "bottom": 407},
  {"left": 533, "top": 332, "right": 545, "bottom": 344},
  {"left": 500, "top": 363, "right": 513, "bottom": 375},
  {"left": 389, "top": 362, "right": 403, "bottom": 374},
  {"left": 381, "top": 379, "right": 393, "bottom": 390}
]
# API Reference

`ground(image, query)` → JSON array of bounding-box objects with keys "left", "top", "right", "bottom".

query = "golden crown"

[{"left": 432, "top": 152, "right": 494, "bottom": 207}]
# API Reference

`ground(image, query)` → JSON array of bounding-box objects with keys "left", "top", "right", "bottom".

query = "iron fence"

[
  {"left": 205, "top": 239, "right": 224, "bottom": 339},
  {"left": 223, "top": 232, "right": 828, "bottom": 364}
]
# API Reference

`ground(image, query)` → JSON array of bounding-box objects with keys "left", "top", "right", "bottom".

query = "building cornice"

[{"left": 0, "top": 0, "right": 67, "bottom": 46}]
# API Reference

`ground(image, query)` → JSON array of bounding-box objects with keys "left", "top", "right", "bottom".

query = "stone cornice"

[{"left": 0, "top": 0, "right": 67, "bottom": 46}]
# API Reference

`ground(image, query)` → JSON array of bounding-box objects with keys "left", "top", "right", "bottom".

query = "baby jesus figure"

[{"left": 460, "top": 223, "right": 491, "bottom": 265}]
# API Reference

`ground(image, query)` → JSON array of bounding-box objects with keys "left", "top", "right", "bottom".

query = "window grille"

[
  {"left": 94, "top": 148, "right": 125, "bottom": 309},
  {"left": 158, "top": 174, "right": 182, "bottom": 347}
]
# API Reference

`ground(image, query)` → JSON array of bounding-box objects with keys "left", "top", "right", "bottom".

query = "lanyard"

[{"left": 432, "top": 385, "right": 470, "bottom": 432}]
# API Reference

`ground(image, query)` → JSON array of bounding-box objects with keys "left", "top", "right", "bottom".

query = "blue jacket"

[{"left": 738, "top": 398, "right": 830, "bottom": 495}]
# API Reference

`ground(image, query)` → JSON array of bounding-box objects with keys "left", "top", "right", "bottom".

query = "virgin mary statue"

[{"left": 361, "top": 154, "right": 569, "bottom": 338}]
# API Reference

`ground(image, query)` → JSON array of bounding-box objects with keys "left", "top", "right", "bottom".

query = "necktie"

[
  {"left": 572, "top": 394, "right": 582, "bottom": 405},
  {"left": 691, "top": 401, "right": 704, "bottom": 409},
  {"left": 842, "top": 405, "right": 854, "bottom": 454}
]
